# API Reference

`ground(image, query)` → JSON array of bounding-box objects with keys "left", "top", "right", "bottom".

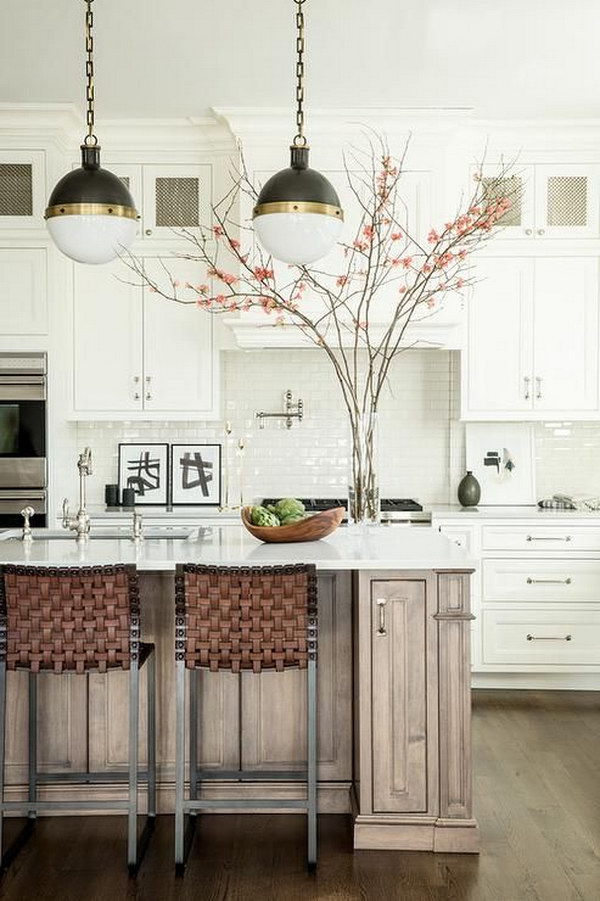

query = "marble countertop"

[
  {"left": 430, "top": 505, "right": 600, "bottom": 521},
  {"left": 0, "top": 525, "right": 474, "bottom": 572}
]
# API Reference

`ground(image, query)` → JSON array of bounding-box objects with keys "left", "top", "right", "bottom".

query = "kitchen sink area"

[{"left": 0, "top": 527, "right": 199, "bottom": 541}]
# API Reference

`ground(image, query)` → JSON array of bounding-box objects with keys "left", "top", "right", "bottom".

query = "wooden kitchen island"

[{"left": 0, "top": 526, "right": 478, "bottom": 853}]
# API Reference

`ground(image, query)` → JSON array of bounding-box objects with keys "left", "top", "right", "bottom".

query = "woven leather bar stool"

[
  {"left": 0, "top": 563, "right": 156, "bottom": 875},
  {"left": 174, "top": 562, "right": 318, "bottom": 874}
]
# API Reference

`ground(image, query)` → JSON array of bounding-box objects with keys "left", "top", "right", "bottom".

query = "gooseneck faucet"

[{"left": 62, "top": 447, "right": 93, "bottom": 541}]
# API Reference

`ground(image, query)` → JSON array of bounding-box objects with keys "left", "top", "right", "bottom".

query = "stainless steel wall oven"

[{"left": 0, "top": 352, "right": 47, "bottom": 526}]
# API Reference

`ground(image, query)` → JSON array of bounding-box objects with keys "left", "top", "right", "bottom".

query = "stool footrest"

[
  {"left": 184, "top": 798, "right": 308, "bottom": 810},
  {"left": 193, "top": 769, "right": 308, "bottom": 782},
  {"left": 35, "top": 770, "right": 151, "bottom": 784},
  {"left": 1, "top": 799, "right": 130, "bottom": 812}
]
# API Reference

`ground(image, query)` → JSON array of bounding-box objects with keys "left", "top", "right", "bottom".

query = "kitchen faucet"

[{"left": 62, "top": 447, "right": 93, "bottom": 541}]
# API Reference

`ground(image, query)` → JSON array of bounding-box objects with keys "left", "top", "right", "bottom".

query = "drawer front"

[
  {"left": 483, "top": 559, "right": 600, "bottom": 601},
  {"left": 439, "top": 526, "right": 472, "bottom": 553},
  {"left": 482, "top": 525, "right": 600, "bottom": 552},
  {"left": 482, "top": 608, "right": 600, "bottom": 665}
]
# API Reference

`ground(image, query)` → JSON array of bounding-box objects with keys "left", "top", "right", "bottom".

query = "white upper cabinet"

[
  {"left": 533, "top": 257, "right": 598, "bottom": 412},
  {"left": 480, "top": 163, "right": 600, "bottom": 240},
  {"left": 72, "top": 260, "right": 143, "bottom": 414},
  {"left": 101, "top": 161, "right": 213, "bottom": 243},
  {"left": 71, "top": 258, "right": 218, "bottom": 420},
  {"left": 0, "top": 150, "right": 46, "bottom": 229},
  {"left": 462, "top": 256, "right": 599, "bottom": 419},
  {"left": 0, "top": 247, "right": 48, "bottom": 334},
  {"left": 142, "top": 259, "right": 215, "bottom": 414},
  {"left": 464, "top": 257, "right": 534, "bottom": 415}
]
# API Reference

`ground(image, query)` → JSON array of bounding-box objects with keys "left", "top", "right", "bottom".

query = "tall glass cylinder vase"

[{"left": 347, "top": 411, "right": 380, "bottom": 526}]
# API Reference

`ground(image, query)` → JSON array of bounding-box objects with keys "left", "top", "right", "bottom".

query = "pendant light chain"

[
  {"left": 293, "top": 0, "right": 307, "bottom": 146},
  {"left": 84, "top": 0, "right": 97, "bottom": 146}
]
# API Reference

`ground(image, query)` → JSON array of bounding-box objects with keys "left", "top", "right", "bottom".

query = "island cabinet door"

[
  {"left": 356, "top": 572, "right": 439, "bottom": 816},
  {"left": 240, "top": 572, "right": 352, "bottom": 784}
]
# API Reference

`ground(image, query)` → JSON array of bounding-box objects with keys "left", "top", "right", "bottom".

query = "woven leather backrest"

[
  {"left": 175, "top": 564, "right": 318, "bottom": 673},
  {"left": 0, "top": 564, "right": 140, "bottom": 674}
]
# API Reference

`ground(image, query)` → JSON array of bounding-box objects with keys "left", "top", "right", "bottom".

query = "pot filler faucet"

[{"left": 62, "top": 447, "right": 93, "bottom": 541}]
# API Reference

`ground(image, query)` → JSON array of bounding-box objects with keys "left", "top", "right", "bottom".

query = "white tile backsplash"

[{"left": 61, "top": 350, "right": 600, "bottom": 510}]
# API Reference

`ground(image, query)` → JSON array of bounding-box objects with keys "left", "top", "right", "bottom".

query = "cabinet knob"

[
  {"left": 524, "top": 228, "right": 533, "bottom": 236},
  {"left": 537, "top": 228, "right": 545, "bottom": 236},
  {"left": 133, "top": 375, "right": 140, "bottom": 384},
  {"left": 146, "top": 392, "right": 152, "bottom": 401},
  {"left": 134, "top": 392, "right": 140, "bottom": 400},
  {"left": 145, "top": 228, "right": 153, "bottom": 236}
]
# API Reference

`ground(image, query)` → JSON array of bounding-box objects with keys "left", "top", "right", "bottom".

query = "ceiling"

[{"left": 0, "top": 0, "right": 598, "bottom": 121}]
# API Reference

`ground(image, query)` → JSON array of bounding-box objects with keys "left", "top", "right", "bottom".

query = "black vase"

[{"left": 457, "top": 471, "right": 481, "bottom": 507}]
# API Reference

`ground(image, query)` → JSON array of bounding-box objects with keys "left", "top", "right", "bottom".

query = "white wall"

[{"left": 2, "top": 1, "right": 600, "bottom": 120}]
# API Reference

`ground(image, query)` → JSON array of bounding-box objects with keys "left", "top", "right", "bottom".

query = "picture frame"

[
  {"left": 118, "top": 443, "right": 169, "bottom": 506},
  {"left": 170, "top": 443, "right": 222, "bottom": 506}
]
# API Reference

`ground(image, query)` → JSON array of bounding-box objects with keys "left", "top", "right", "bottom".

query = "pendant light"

[
  {"left": 252, "top": 0, "right": 343, "bottom": 265},
  {"left": 45, "top": 0, "right": 138, "bottom": 265}
]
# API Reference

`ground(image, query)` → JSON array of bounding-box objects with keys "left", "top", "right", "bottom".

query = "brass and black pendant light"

[
  {"left": 252, "top": 0, "right": 343, "bottom": 265},
  {"left": 45, "top": 0, "right": 138, "bottom": 264}
]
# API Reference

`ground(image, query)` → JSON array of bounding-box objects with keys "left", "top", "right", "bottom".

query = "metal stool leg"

[
  {"left": 127, "top": 659, "right": 140, "bottom": 874},
  {"left": 175, "top": 658, "right": 186, "bottom": 874},
  {"left": 0, "top": 662, "right": 5, "bottom": 865},
  {"left": 147, "top": 651, "right": 156, "bottom": 818},
  {"left": 307, "top": 658, "right": 317, "bottom": 871},
  {"left": 189, "top": 668, "right": 198, "bottom": 805},
  {"left": 28, "top": 673, "right": 37, "bottom": 820}
]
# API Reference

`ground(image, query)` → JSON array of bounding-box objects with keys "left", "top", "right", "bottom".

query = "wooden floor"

[{"left": 0, "top": 690, "right": 599, "bottom": 901}]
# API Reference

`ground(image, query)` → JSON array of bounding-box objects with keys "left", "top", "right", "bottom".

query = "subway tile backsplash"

[{"left": 71, "top": 349, "right": 600, "bottom": 509}]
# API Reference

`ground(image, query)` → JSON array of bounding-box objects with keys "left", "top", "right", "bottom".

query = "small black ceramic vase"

[{"left": 457, "top": 471, "right": 481, "bottom": 507}]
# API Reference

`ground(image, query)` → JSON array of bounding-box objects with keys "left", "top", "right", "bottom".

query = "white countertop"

[
  {"left": 0, "top": 525, "right": 474, "bottom": 572},
  {"left": 430, "top": 505, "right": 600, "bottom": 521}
]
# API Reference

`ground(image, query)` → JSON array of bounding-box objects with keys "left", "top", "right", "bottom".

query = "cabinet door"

[
  {"left": 142, "top": 259, "right": 215, "bottom": 414},
  {"left": 141, "top": 165, "right": 212, "bottom": 240},
  {"left": 0, "top": 150, "right": 46, "bottom": 229},
  {"left": 370, "top": 579, "right": 429, "bottom": 813},
  {"left": 533, "top": 257, "right": 599, "bottom": 413},
  {"left": 535, "top": 165, "right": 599, "bottom": 239},
  {"left": 73, "top": 261, "right": 143, "bottom": 413},
  {"left": 463, "top": 257, "right": 534, "bottom": 417},
  {"left": 0, "top": 247, "right": 47, "bottom": 334},
  {"left": 478, "top": 166, "right": 534, "bottom": 239},
  {"left": 240, "top": 573, "right": 352, "bottom": 781}
]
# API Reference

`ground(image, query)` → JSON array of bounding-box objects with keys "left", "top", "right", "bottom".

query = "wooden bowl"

[{"left": 241, "top": 506, "right": 344, "bottom": 543}]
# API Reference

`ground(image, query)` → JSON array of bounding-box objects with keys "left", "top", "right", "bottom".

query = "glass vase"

[{"left": 347, "top": 411, "right": 380, "bottom": 526}]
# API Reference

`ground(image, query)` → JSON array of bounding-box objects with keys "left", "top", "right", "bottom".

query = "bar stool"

[
  {"left": 0, "top": 563, "right": 156, "bottom": 875},
  {"left": 174, "top": 562, "right": 318, "bottom": 874}
]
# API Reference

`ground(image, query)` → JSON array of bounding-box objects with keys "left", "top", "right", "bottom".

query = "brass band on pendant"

[
  {"left": 252, "top": 201, "right": 344, "bottom": 220},
  {"left": 44, "top": 202, "right": 139, "bottom": 220}
]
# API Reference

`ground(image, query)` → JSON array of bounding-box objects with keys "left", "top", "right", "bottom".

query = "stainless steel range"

[
  {"left": 261, "top": 497, "right": 430, "bottom": 524},
  {"left": 0, "top": 352, "right": 47, "bottom": 527}
]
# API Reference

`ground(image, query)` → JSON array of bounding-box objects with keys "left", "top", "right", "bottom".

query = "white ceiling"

[{"left": 1, "top": 0, "right": 598, "bottom": 121}]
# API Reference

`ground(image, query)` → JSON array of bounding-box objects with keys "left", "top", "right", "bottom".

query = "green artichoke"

[
  {"left": 274, "top": 497, "right": 305, "bottom": 519},
  {"left": 250, "top": 505, "right": 281, "bottom": 527},
  {"left": 279, "top": 512, "right": 307, "bottom": 525}
]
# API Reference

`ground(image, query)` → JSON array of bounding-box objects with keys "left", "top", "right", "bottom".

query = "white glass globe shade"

[
  {"left": 47, "top": 214, "right": 138, "bottom": 265},
  {"left": 254, "top": 211, "right": 342, "bottom": 265}
]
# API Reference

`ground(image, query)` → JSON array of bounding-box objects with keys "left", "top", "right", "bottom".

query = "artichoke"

[
  {"left": 279, "top": 512, "right": 307, "bottom": 525},
  {"left": 250, "top": 505, "right": 281, "bottom": 527},
  {"left": 274, "top": 497, "right": 305, "bottom": 519}
]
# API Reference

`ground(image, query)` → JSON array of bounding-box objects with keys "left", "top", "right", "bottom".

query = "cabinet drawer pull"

[
  {"left": 526, "top": 535, "right": 571, "bottom": 542},
  {"left": 376, "top": 598, "right": 387, "bottom": 636},
  {"left": 526, "top": 577, "right": 571, "bottom": 585},
  {"left": 523, "top": 376, "right": 531, "bottom": 400},
  {"left": 134, "top": 392, "right": 140, "bottom": 400},
  {"left": 535, "top": 376, "right": 543, "bottom": 400},
  {"left": 526, "top": 633, "right": 572, "bottom": 642},
  {"left": 146, "top": 392, "right": 152, "bottom": 401}
]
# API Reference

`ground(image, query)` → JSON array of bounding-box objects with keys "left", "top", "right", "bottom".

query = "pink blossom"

[
  {"left": 229, "top": 237, "right": 241, "bottom": 250},
  {"left": 421, "top": 263, "right": 432, "bottom": 274},
  {"left": 401, "top": 256, "right": 413, "bottom": 269},
  {"left": 363, "top": 225, "right": 374, "bottom": 240},
  {"left": 353, "top": 239, "right": 368, "bottom": 252},
  {"left": 455, "top": 278, "right": 465, "bottom": 289},
  {"left": 336, "top": 275, "right": 348, "bottom": 287},
  {"left": 221, "top": 272, "right": 238, "bottom": 286},
  {"left": 197, "top": 284, "right": 209, "bottom": 294},
  {"left": 391, "top": 232, "right": 402, "bottom": 241},
  {"left": 427, "top": 229, "right": 439, "bottom": 244},
  {"left": 253, "top": 266, "right": 274, "bottom": 283},
  {"left": 398, "top": 285, "right": 407, "bottom": 294},
  {"left": 212, "top": 225, "right": 224, "bottom": 237}
]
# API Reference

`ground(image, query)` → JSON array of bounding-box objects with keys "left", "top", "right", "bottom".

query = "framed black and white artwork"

[
  {"left": 118, "top": 443, "right": 169, "bottom": 505},
  {"left": 170, "top": 444, "right": 222, "bottom": 506}
]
